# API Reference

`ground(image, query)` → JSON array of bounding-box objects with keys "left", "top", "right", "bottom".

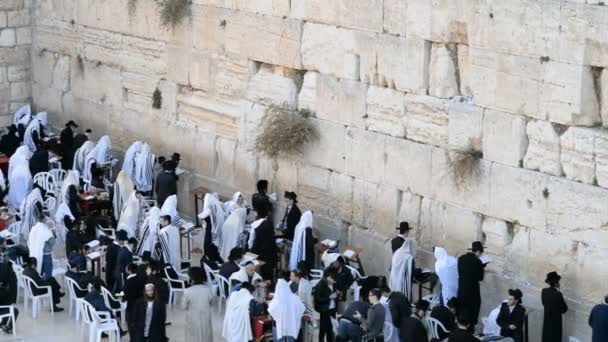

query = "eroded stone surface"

[{"left": 524, "top": 120, "right": 562, "bottom": 176}]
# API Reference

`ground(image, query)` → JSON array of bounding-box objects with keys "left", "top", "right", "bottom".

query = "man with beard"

[{"left": 132, "top": 283, "right": 167, "bottom": 342}]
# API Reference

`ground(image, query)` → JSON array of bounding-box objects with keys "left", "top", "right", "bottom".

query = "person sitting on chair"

[
  {"left": 22, "top": 257, "right": 64, "bottom": 312},
  {"left": 84, "top": 279, "right": 126, "bottom": 336}
]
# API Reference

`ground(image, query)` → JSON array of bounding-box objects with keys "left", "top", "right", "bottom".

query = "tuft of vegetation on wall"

[
  {"left": 447, "top": 149, "right": 483, "bottom": 191},
  {"left": 255, "top": 105, "right": 318, "bottom": 159},
  {"left": 158, "top": 0, "right": 191, "bottom": 30}
]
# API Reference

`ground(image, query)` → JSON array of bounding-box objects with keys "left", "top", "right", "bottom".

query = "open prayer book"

[
  {"left": 175, "top": 167, "right": 185, "bottom": 175},
  {"left": 343, "top": 249, "right": 356, "bottom": 259},
  {"left": 480, "top": 255, "right": 491, "bottom": 265},
  {"left": 49, "top": 156, "right": 60, "bottom": 163},
  {"left": 86, "top": 240, "right": 100, "bottom": 249},
  {"left": 87, "top": 251, "right": 101, "bottom": 260},
  {"left": 321, "top": 239, "right": 336, "bottom": 247}
]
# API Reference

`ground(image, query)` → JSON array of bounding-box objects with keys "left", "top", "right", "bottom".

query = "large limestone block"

[
  {"left": 245, "top": 64, "right": 302, "bottom": 110},
  {"left": 7, "top": 9, "right": 30, "bottom": 27},
  {"left": 188, "top": 50, "right": 213, "bottom": 91},
  {"left": 32, "top": 51, "right": 59, "bottom": 89},
  {"left": 327, "top": 172, "right": 354, "bottom": 221},
  {"left": 383, "top": 0, "right": 406, "bottom": 36},
  {"left": 225, "top": 10, "right": 303, "bottom": 69},
  {"left": 574, "top": 243, "right": 608, "bottom": 303},
  {"left": 560, "top": 127, "right": 596, "bottom": 184},
  {"left": 37, "top": 0, "right": 76, "bottom": 23},
  {"left": 52, "top": 55, "right": 70, "bottom": 92},
  {"left": 481, "top": 217, "right": 512, "bottom": 270},
  {"left": 9, "top": 81, "right": 29, "bottom": 100},
  {"left": 0, "top": 28, "right": 16, "bottom": 47},
  {"left": 594, "top": 133, "right": 608, "bottom": 187},
  {"left": 239, "top": 100, "right": 267, "bottom": 148},
  {"left": 523, "top": 120, "right": 562, "bottom": 176},
  {"left": 489, "top": 164, "right": 548, "bottom": 229},
  {"left": 214, "top": 54, "right": 251, "bottom": 99},
  {"left": 302, "top": 118, "right": 347, "bottom": 173},
  {"left": 366, "top": 86, "right": 406, "bottom": 138},
  {"left": 69, "top": 62, "right": 122, "bottom": 106},
  {"left": 190, "top": 129, "right": 216, "bottom": 178},
  {"left": 345, "top": 128, "right": 386, "bottom": 184},
  {"left": 297, "top": 71, "right": 318, "bottom": 112},
  {"left": 177, "top": 89, "right": 240, "bottom": 139},
  {"left": 7, "top": 65, "right": 28, "bottom": 82},
  {"left": 33, "top": 22, "right": 82, "bottom": 57},
  {"left": 297, "top": 164, "right": 332, "bottom": 215},
  {"left": 301, "top": 23, "right": 377, "bottom": 82},
  {"left": 502, "top": 224, "right": 530, "bottom": 282},
  {"left": 457, "top": 45, "right": 472, "bottom": 96},
  {"left": 352, "top": 179, "right": 399, "bottom": 233},
  {"left": 384, "top": 137, "right": 433, "bottom": 197},
  {"left": 406, "top": 0, "right": 471, "bottom": 43},
  {"left": 429, "top": 44, "right": 460, "bottom": 98},
  {"left": 528, "top": 228, "right": 575, "bottom": 288},
  {"left": 540, "top": 62, "right": 600, "bottom": 126},
  {"left": 348, "top": 227, "right": 393, "bottom": 278},
  {"left": 31, "top": 85, "right": 62, "bottom": 119},
  {"left": 397, "top": 191, "right": 422, "bottom": 229},
  {"left": 377, "top": 35, "right": 430, "bottom": 94},
  {"left": 547, "top": 177, "right": 608, "bottom": 232},
  {"left": 191, "top": 5, "right": 229, "bottom": 52},
  {"left": 199, "top": 0, "right": 290, "bottom": 16},
  {"left": 291, "top": 0, "right": 383, "bottom": 32},
  {"left": 404, "top": 94, "right": 449, "bottom": 147},
  {"left": 215, "top": 137, "right": 237, "bottom": 184},
  {"left": 448, "top": 102, "right": 483, "bottom": 152},
  {"left": 482, "top": 110, "right": 528, "bottom": 167},
  {"left": 0, "top": 0, "right": 23, "bottom": 10}
]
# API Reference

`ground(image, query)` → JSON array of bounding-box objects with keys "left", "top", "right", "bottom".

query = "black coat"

[
  {"left": 457, "top": 253, "right": 484, "bottom": 324},
  {"left": 251, "top": 192, "right": 272, "bottom": 218},
  {"left": 431, "top": 305, "right": 456, "bottom": 340},
  {"left": 281, "top": 204, "right": 301, "bottom": 241},
  {"left": 219, "top": 261, "right": 240, "bottom": 280},
  {"left": 113, "top": 246, "right": 133, "bottom": 291},
  {"left": 497, "top": 303, "right": 526, "bottom": 342},
  {"left": 29, "top": 148, "right": 50, "bottom": 176},
  {"left": 0, "top": 261, "right": 17, "bottom": 305},
  {"left": 155, "top": 171, "right": 177, "bottom": 207},
  {"left": 313, "top": 279, "right": 336, "bottom": 313},
  {"left": 133, "top": 298, "right": 167, "bottom": 342},
  {"left": 541, "top": 287, "right": 567, "bottom": 342},
  {"left": 388, "top": 291, "right": 411, "bottom": 327},
  {"left": 251, "top": 218, "right": 277, "bottom": 267},
  {"left": 124, "top": 274, "right": 145, "bottom": 313},
  {"left": 447, "top": 328, "right": 480, "bottom": 342},
  {"left": 399, "top": 315, "right": 428, "bottom": 342},
  {"left": 60, "top": 126, "right": 74, "bottom": 169},
  {"left": 390, "top": 236, "right": 405, "bottom": 254},
  {"left": 105, "top": 242, "right": 119, "bottom": 290}
]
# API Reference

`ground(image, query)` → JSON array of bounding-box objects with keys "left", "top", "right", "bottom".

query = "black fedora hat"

[
  {"left": 468, "top": 241, "right": 484, "bottom": 253},
  {"left": 66, "top": 120, "right": 78, "bottom": 128},
  {"left": 171, "top": 152, "right": 181, "bottom": 161},
  {"left": 545, "top": 271, "right": 562, "bottom": 285},
  {"left": 284, "top": 191, "right": 298, "bottom": 202},
  {"left": 395, "top": 221, "right": 412, "bottom": 232},
  {"left": 508, "top": 288, "right": 523, "bottom": 301}
]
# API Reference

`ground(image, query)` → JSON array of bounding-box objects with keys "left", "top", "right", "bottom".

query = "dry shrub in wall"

[
  {"left": 158, "top": 0, "right": 191, "bottom": 30},
  {"left": 255, "top": 106, "right": 318, "bottom": 159},
  {"left": 447, "top": 149, "right": 483, "bottom": 191}
]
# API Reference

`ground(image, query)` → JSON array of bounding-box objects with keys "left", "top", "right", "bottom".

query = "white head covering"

[
  {"left": 28, "top": 222, "right": 54, "bottom": 274},
  {"left": 8, "top": 146, "right": 32, "bottom": 179},
  {"left": 137, "top": 206, "right": 161, "bottom": 256},
  {"left": 23, "top": 119, "right": 41, "bottom": 152},
  {"left": 36, "top": 112, "right": 48, "bottom": 126},
  {"left": 134, "top": 143, "right": 155, "bottom": 192},
  {"left": 248, "top": 218, "right": 265, "bottom": 250},
  {"left": 113, "top": 170, "right": 135, "bottom": 221},
  {"left": 223, "top": 191, "right": 247, "bottom": 215},
  {"left": 160, "top": 195, "right": 181, "bottom": 226},
  {"left": 389, "top": 238, "right": 415, "bottom": 300},
  {"left": 220, "top": 207, "right": 247, "bottom": 261},
  {"left": 84, "top": 135, "right": 112, "bottom": 183},
  {"left": 201, "top": 193, "right": 227, "bottom": 247},
  {"left": 434, "top": 246, "right": 459, "bottom": 303},
  {"left": 13, "top": 104, "right": 31, "bottom": 126},
  {"left": 54, "top": 202, "right": 75, "bottom": 242},
  {"left": 73, "top": 141, "right": 94, "bottom": 174},
  {"left": 268, "top": 279, "right": 305, "bottom": 340},
  {"left": 117, "top": 191, "right": 140, "bottom": 238},
  {"left": 7, "top": 159, "right": 32, "bottom": 209},
  {"left": 289, "top": 210, "right": 313, "bottom": 271},
  {"left": 222, "top": 288, "right": 254, "bottom": 342},
  {"left": 122, "top": 141, "right": 142, "bottom": 181}
]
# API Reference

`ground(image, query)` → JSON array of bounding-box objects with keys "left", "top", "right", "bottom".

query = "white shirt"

[
  {"left": 328, "top": 284, "right": 336, "bottom": 310},
  {"left": 144, "top": 301, "right": 153, "bottom": 337}
]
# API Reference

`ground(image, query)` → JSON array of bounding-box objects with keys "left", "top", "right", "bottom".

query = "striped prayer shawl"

[
  {"left": 19, "top": 187, "right": 42, "bottom": 239},
  {"left": 134, "top": 147, "right": 155, "bottom": 192},
  {"left": 158, "top": 225, "right": 180, "bottom": 271},
  {"left": 23, "top": 120, "right": 40, "bottom": 152}
]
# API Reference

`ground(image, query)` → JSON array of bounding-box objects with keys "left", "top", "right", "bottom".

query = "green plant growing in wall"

[
  {"left": 255, "top": 105, "right": 318, "bottom": 159},
  {"left": 158, "top": 0, "right": 191, "bottom": 30},
  {"left": 128, "top": 0, "right": 138, "bottom": 16},
  {"left": 447, "top": 149, "right": 483, "bottom": 191},
  {"left": 152, "top": 88, "right": 162, "bottom": 109}
]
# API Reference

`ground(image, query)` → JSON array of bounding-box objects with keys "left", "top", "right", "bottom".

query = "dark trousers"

[
  {"left": 0, "top": 307, "right": 18, "bottom": 329},
  {"left": 126, "top": 309, "right": 136, "bottom": 342},
  {"left": 319, "top": 309, "right": 336, "bottom": 342}
]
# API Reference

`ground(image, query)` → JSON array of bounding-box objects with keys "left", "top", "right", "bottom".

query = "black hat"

[
  {"left": 508, "top": 288, "right": 523, "bottom": 302},
  {"left": 545, "top": 271, "right": 561, "bottom": 285},
  {"left": 66, "top": 120, "right": 78, "bottom": 128},
  {"left": 171, "top": 152, "right": 181, "bottom": 161},
  {"left": 116, "top": 230, "right": 128, "bottom": 241},
  {"left": 415, "top": 299, "right": 430, "bottom": 311},
  {"left": 469, "top": 241, "right": 484, "bottom": 253},
  {"left": 85, "top": 129, "right": 92, "bottom": 133},
  {"left": 284, "top": 191, "right": 297, "bottom": 202},
  {"left": 163, "top": 160, "right": 178, "bottom": 170},
  {"left": 395, "top": 221, "right": 411, "bottom": 233}
]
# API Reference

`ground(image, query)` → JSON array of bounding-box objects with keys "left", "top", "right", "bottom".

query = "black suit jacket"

[
  {"left": 447, "top": 328, "right": 480, "bottom": 342},
  {"left": 399, "top": 315, "right": 428, "bottom": 342},
  {"left": 29, "top": 148, "right": 50, "bottom": 176},
  {"left": 219, "top": 261, "right": 240, "bottom": 280},
  {"left": 388, "top": 291, "right": 411, "bottom": 327},
  {"left": 124, "top": 274, "right": 145, "bottom": 313},
  {"left": 155, "top": 172, "right": 177, "bottom": 207},
  {"left": 541, "top": 287, "right": 568, "bottom": 342},
  {"left": 391, "top": 236, "right": 405, "bottom": 253},
  {"left": 251, "top": 192, "right": 272, "bottom": 218},
  {"left": 0, "top": 261, "right": 17, "bottom": 305},
  {"left": 497, "top": 303, "right": 526, "bottom": 342},
  {"left": 23, "top": 268, "right": 50, "bottom": 296},
  {"left": 281, "top": 204, "right": 301, "bottom": 240},
  {"left": 133, "top": 298, "right": 167, "bottom": 342},
  {"left": 431, "top": 305, "right": 456, "bottom": 340},
  {"left": 251, "top": 218, "right": 277, "bottom": 265}
]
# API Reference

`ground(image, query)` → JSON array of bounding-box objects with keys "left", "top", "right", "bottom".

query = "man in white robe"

[
  {"left": 113, "top": 170, "right": 135, "bottom": 221},
  {"left": 389, "top": 238, "right": 416, "bottom": 301},
  {"left": 223, "top": 192, "right": 248, "bottom": 215},
  {"left": 160, "top": 194, "right": 181, "bottom": 227},
  {"left": 22, "top": 115, "right": 41, "bottom": 152},
  {"left": 137, "top": 207, "right": 161, "bottom": 256},
  {"left": 73, "top": 140, "right": 94, "bottom": 175},
  {"left": 121, "top": 140, "right": 142, "bottom": 181},
  {"left": 268, "top": 279, "right": 305, "bottom": 341},
  {"left": 117, "top": 191, "right": 141, "bottom": 239},
  {"left": 13, "top": 104, "right": 31, "bottom": 127},
  {"left": 134, "top": 143, "right": 155, "bottom": 194},
  {"left": 199, "top": 193, "right": 227, "bottom": 249},
  {"left": 7, "top": 158, "right": 32, "bottom": 210},
  {"left": 83, "top": 135, "right": 112, "bottom": 184},
  {"left": 18, "top": 187, "right": 43, "bottom": 240},
  {"left": 8, "top": 145, "right": 32, "bottom": 179},
  {"left": 158, "top": 214, "right": 181, "bottom": 271},
  {"left": 289, "top": 210, "right": 314, "bottom": 271},
  {"left": 229, "top": 261, "right": 264, "bottom": 292},
  {"left": 222, "top": 287, "right": 254, "bottom": 342},
  {"left": 220, "top": 207, "right": 247, "bottom": 261},
  {"left": 434, "top": 246, "right": 459, "bottom": 304}
]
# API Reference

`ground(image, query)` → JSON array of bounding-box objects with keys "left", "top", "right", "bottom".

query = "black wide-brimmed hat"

[
  {"left": 66, "top": 120, "right": 78, "bottom": 128},
  {"left": 163, "top": 160, "right": 178, "bottom": 170},
  {"left": 395, "top": 221, "right": 412, "bottom": 232},
  {"left": 468, "top": 241, "right": 484, "bottom": 253},
  {"left": 171, "top": 152, "right": 181, "bottom": 161},
  {"left": 545, "top": 271, "right": 562, "bottom": 285},
  {"left": 508, "top": 288, "right": 523, "bottom": 301}
]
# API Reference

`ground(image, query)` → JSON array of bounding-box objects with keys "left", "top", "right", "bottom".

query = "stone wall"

[
  {"left": 0, "top": 0, "right": 32, "bottom": 125},
  {"left": 25, "top": 0, "right": 608, "bottom": 340}
]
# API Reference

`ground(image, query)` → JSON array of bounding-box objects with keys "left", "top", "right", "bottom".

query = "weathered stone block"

[
  {"left": 297, "top": 71, "right": 318, "bottom": 112},
  {"left": 377, "top": 35, "right": 429, "bottom": 94},
  {"left": 327, "top": 172, "right": 354, "bottom": 221},
  {"left": 0, "top": 12, "right": 6, "bottom": 28},
  {"left": 245, "top": 64, "right": 301, "bottom": 110},
  {"left": 457, "top": 44, "right": 472, "bottom": 96},
  {"left": 9, "top": 81, "right": 28, "bottom": 100},
  {"left": 215, "top": 137, "right": 237, "bottom": 183},
  {"left": 213, "top": 53, "right": 251, "bottom": 100},
  {"left": 482, "top": 109, "right": 528, "bottom": 167},
  {"left": 594, "top": 133, "right": 608, "bottom": 188},
  {"left": 316, "top": 75, "right": 366, "bottom": 128},
  {"left": 301, "top": 23, "right": 377, "bottom": 82},
  {"left": 448, "top": 102, "right": 483, "bottom": 152},
  {"left": 384, "top": 137, "right": 432, "bottom": 197},
  {"left": 70, "top": 62, "right": 122, "bottom": 107},
  {"left": 601, "top": 68, "right": 608, "bottom": 128},
  {"left": 7, "top": 9, "right": 29, "bottom": 26},
  {"left": 523, "top": 120, "right": 562, "bottom": 176},
  {"left": 189, "top": 50, "right": 213, "bottom": 92},
  {"left": 345, "top": 127, "right": 386, "bottom": 184},
  {"left": 481, "top": 217, "right": 511, "bottom": 270},
  {"left": 560, "top": 127, "right": 596, "bottom": 184},
  {"left": 348, "top": 227, "right": 392, "bottom": 278},
  {"left": 177, "top": 89, "right": 240, "bottom": 139},
  {"left": 404, "top": 94, "right": 449, "bottom": 147},
  {"left": 15, "top": 25, "right": 30, "bottom": 45},
  {"left": 397, "top": 191, "right": 422, "bottom": 230},
  {"left": 0, "top": 0, "right": 23, "bottom": 11},
  {"left": 302, "top": 118, "right": 347, "bottom": 173},
  {"left": 528, "top": 228, "right": 575, "bottom": 288},
  {"left": 383, "top": 0, "right": 406, "bottom": 36},
  {"left": 429, "top": 44, "right": 459, "bottom": 98},
  {"left": 406, "top": 0, "right": 470, "bottom": 44},
  {"left": 7, "top": 65, "right": 28, "bottom": 82},
  {"left": 291, "top": 0, "right": 383, "bottom": 32},
  {"left": 366, "top": 86, "right": 406, "bottom": 138},
  {"left": 0, "top": 28, "right": 16, "bottom": 47},
  {"left": 352, "top": 179, "right": 399, "bottom": 233}
]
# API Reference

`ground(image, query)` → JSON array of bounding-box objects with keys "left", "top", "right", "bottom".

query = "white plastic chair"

[
  {"left": 422, "top": 293, "right": 441, "bottom": 309},
  {"left": 346, "top": 265, "right": 367, "bottom": 301},
  {"left": 202, "top": 263, "right": 219, "bottom": 295},
  {"left": 423, "top": 317, "right": 449, "bottom": 341},
  {"left": 33, "top": 172, "right": 56, "bottom": 197},
  {"left": 0, "top": 305, "right": 17, "bottom": 336},
  {"left": 21, "top": 275, "right": 54, "bottom": 319},
  {"left": 49, "top": 168, "right": 67, "bottom": 194},
  {"left": 101, "top": 286, "right": 126, "bottom": 325},
  {"left": 65, "top": 276, "right": 87, "bottom": 320},
  {"left": 216, "top": 274, "right": 230, "bottom": 312},
  {"left": 310, "top": 269, "right": 323, "bottom": 280},
  {"left": 10, "top": 262, "right": 25, "bottom": 303},
  {"left": 79, "top": 298, "right": 121, "bottom": 342},
  {"left": 164, "top": 266, "right": 188, "bottom": 307},
  {"left": 43, "top": 197, "right": 57, "bottom": 217},
  {"left": 7, "top": 222, "right": 21, "bottom": 245}
]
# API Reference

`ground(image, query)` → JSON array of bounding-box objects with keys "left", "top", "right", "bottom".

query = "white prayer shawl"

[
  {"left": 28, "top": 222, "right": 53, "bottom": 274},
  {"left": 229, "top": 267, "right": 263, "bottom": 286},
  {"left": 7, "top": 160, "right": 32, "bottom": 209},
  {"left": 295, "top": 278, "right": 314, "bottom": 309},
  {"left": 36, "top": 112, "right": 48, "bottom": 127},
  {"left": 117, "top": 191, "right": 140, "bottom": 239},
  {"left": 321, "top": 251, "right": 342, "bottom": 269},
  {"left": 54, "top": 202, "right": 74, "bottom": 242},
  {"left": 248, "top": 218, "right": 265, "bottom": 250},
  {"left": 289, "top": 210, "right": 313, "bottom": 271},
  {"left": 201, "top": 193, "right": 227, "bottom": 248},
  {"left": 60, "top": 170, "right": 80, "bottom": 204},
  {"left": 137, "top": 207, "right": 161, "bottom": 256},
  {"left": 434, "top": 247, "right": 459, "bottom": 303},
  {"left": 220, "top": 207, "right": 247, "bottom": 261},
  {"left": 113, "top": 170, "right": 135, "bottom": 221},
  {"left": 13, "top": 104, "right": 31, "bottom": 126},
  {"left": 18, "top": 188, "right": 43, "bottom": 239},
  {"left": 160, "top": 195, "right": 181, "bottom": 227},
  {"left": 134, "top": 143, "right": 155, "bottom": 192},
  {"left": 158, "top": 224, "right": 181, "bottom": 271},
  {"left": 23, "top": 119, "right": 40, "bottom": 152},
  {"left": 222, "top": 289, "right": 254, "bottom": 342},
  {"left": 268, "top": 279, "right": 305, "bottom": 339},
  {"left": 122, "top": 141, "right": 142, "bottom": 181},
  {"left": 0, "top": 169, "right": 5, "bottom": 192},
  {"left": 223, "top": 192, "right": 248, "bottom": 215},
  {"left": 483, "top": 301, "right": 506, "bottom": 335},
  {"left": 83, "top": 135, "right": 112, "bottom": 183},
  {"left": 73, "top": 141, "right": 94, "bottom": 175},
  {"left": 9, "top": 146, "right": 32, "bottom": 180},
  {"left": 389, "top": 238, "right": 415, "bottom": 300}
]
